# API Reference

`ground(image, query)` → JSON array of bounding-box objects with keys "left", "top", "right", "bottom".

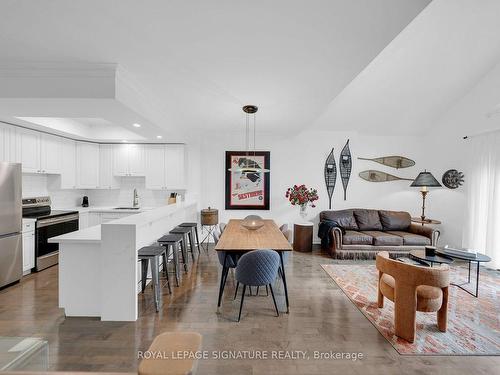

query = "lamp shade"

[{"left": 410, "top": 171, "right": 442, "bottom": 187}]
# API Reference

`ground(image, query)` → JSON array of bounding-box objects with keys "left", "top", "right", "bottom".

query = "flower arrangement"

[{"left": 285, "top": 184, "right": 319, "bottom": 208}]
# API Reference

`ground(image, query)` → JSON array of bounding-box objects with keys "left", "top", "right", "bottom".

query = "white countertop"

[
  {"left": 55, "top": 206, "right": 156, "bottom": 214},
  {"left": 50, "top": 201, "right": 197, "bottom": 244}
]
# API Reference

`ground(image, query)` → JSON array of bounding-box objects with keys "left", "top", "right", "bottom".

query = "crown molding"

[{"left": 0, "top": 61, "right": 117, "bottom": 78}]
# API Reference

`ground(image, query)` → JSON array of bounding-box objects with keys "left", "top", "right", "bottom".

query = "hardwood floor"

[{"left": 0, "top": 247, "right": 498, "bottom": 374}]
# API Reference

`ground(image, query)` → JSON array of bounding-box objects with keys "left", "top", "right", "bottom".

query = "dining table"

[{"left": 214, "top": 219, "right": 293, "bottom": 313}]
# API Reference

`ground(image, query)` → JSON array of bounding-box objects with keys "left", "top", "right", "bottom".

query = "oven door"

[{"left": 36, "top": 214, "right": 79, "bottom": 271}]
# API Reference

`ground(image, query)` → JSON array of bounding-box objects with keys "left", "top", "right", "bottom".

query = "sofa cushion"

[
  {"left": 387, "top": 231, "right": 431, "bottom": 246},
  {"left": 379, "top": 210, "right": 411, "bottom": 231},
  {"left": 320, "top": 209, "right": 358, "bottom": 230},
  {"left": 353, "top": 209, "right": 383, "bottom": 231},
  {"left": 362, "top": 231, "right": 403, "bottom": 246},
  {"left": 342, "top": 230, "right": 373, "bottom": 245}
]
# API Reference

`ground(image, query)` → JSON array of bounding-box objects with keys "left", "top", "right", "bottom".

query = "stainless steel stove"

[{"left": 22, "top": 196, "right": 79, "bottom": 271}]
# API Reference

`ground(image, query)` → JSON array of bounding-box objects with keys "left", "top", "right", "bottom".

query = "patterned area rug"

[{"left": 321, "top": 263, "right": 500, "bottom": 355}]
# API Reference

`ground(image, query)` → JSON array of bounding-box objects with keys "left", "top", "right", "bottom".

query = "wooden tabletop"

[{"left": 215, "top": 219, "right": 292, "bottom": 251}]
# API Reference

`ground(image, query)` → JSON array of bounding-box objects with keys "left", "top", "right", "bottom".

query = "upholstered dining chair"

[
  {"left": 235, "top": 249, "right": 281, "bottom": 321},
  {"left": 376, "top": 251, "right": 450, "bottom": 343},
  {"left": 219, "top": 222, "right": 227, "bottom": 233},
  {"left": 213, "top": 228, "right": 238, "bottom": 305}
]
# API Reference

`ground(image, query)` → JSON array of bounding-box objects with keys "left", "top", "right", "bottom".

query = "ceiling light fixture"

[
  {"left": 121, "top": 140, "right": 127, "bottom": 143},
  {"left": 133, "top": 123, "right": 141, "bottom": 128},
  {"left": 228, "top": 105, "right": 269, "bottom": 174},
  {"left": 156, "top": 135, "right": 163, "bottom": 139}
]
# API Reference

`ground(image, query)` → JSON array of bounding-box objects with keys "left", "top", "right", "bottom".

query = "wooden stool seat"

[{"left": 139, "top": 332, "right": 202, "bottom": 375}]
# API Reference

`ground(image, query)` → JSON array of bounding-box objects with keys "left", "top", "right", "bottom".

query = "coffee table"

[
  {"left": 409, "top": 250, "right": 453, "bottom": 267},
  {"left": 436, "top": 248, "right": 491, "bottom": 297}
]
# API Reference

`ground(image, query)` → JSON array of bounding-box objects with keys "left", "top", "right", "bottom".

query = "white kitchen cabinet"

[
  {"left": 59, "top": 139, "right": 77, "bottom": 189},
  {"left": 113, "top": 144, "right": 145, "bottom": 176},
  {"left": 15, "top": 128, "right": 61, "bottom": 174},
  {"left": 76, "top": 142, "right": 99, "bottom": 189},
  {"left": 0, "top": 123, "right": 15, "bottom": 162},
  {"left": 79, "top": 211, "right": 89, "bottom": 230},
  {"left": 145, "top": 144, "right": 186, "bottom": 190},
  {"left": 99, "top": 145, "right": 120, "bottom": 189},
  {"left": 40, "top": 133, "right": 61, "bottom": 174},
  {"left": 145, "top": 145, "right": 166, "bottom": 189},
  {"left": 15, "top": 127, "right": 40, "bottom": 173},
  {"left": 88, "top": 212, "right": 101, "bottom": 227},
  {"left": 166, "top": 144, "right": 186, "bottom": 189},
  {"left": 22, "top": 221, "right": 35, "bottom": 275}
]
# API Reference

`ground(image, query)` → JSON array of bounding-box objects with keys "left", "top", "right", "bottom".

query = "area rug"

[{"left": 321, "top": 263, "right": 500, "bottom": 355}]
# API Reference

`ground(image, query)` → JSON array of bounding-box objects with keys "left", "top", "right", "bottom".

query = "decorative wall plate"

[
  {"left": 442, "top": 169, "right": 464, "bottom": 189},
  {"left": 357, "top": 156, "right": 415, "bottom": 169},
  {"left": 339, "top": 140, "right": 352, "bottom": 201},
  {"left": 324, "top": 148, "right": 337, "bottom": 209},
  {"left": 359, "top": 170, "right": 414, "bottom": 182}
]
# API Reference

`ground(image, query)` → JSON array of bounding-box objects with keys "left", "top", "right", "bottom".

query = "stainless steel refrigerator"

[{"left": 0, "top": 162, "right": 22, "bottom": 289}]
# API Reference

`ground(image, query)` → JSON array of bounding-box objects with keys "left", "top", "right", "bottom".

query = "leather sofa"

[{"left": 320, "top": 209, "right": 440, "bottom": 259}]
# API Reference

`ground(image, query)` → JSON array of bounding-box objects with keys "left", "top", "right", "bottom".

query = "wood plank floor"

[{"left": 0, "top": 247, "right": 498, "bottom": 374}]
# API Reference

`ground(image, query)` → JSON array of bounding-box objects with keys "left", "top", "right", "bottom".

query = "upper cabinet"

[
  {"left": 40, "top": 134, "right": 62, "bottom": 174},
  {"left": 145, "top": 144, "right": 186, "bottom": 190},
  {"left": 0, "top": 123, "right": 15, "bottom": 162},
  {"left": 113, "top": 144, "right": 145, "bottom": 176},
  {"left": 59, "top": 139, "right": 77, "bottom": 189},
  {"left": 165, "top": 144, "right": 186, "bottom": 190},
  {"left": 99, "top": 144, "right": 120, "bottom": 189},
  {"left": 14, "top": 128, "right": 61, "bottom": 174},
  {"left": 76, "top": 142, "right": 99, "bottom": 189}
]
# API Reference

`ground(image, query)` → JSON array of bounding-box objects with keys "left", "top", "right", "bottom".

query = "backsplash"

[
  {"left": 87, "top": 177, "right": 177, "bottom": 208},
  {"left": 22, "top": 174, "right": 189, "bottom": 209},
  {"left": 22, "top": 174, "right": 86, "bottom": 207}
]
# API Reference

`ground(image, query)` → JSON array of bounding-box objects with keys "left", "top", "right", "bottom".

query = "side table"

[
  {"left": 411, "top": 217, "right": 441, "bottom": 226},
  {"left": 293, "top": 222, "right": 313, "bottom": 252}
]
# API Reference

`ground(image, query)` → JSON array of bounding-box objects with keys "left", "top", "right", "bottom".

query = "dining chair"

[
  {"left": 277, "top": 224, "right": 291, "bottom": 279},
  {"left": 235, "top": 249, "right": 281, "bottom": 321},
  {"left": 213, "top": 228, "right": 239, "bottom": 307},
  {"left": 219, "top": 222, "right": 227, "bottom": 233}
]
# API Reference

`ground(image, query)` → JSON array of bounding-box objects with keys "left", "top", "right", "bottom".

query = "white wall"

[{"left": 198, "top": 130, "right": 466, "bottom": 246}]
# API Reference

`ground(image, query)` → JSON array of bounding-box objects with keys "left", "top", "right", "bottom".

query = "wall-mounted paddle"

[
  {"left": 357, "top": 156, "right": 415, "bottom": 169},
  {"left": 359, "top": 170, "right": 414, "bottom": 182}
]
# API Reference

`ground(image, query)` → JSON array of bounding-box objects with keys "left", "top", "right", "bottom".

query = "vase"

[{"left": 299, "top": 204, "right": 308, "bottom": 219}]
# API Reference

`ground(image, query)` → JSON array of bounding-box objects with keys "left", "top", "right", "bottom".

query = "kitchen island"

[{"left": 50, "top": 201, "right": 197, "bottom": 321}]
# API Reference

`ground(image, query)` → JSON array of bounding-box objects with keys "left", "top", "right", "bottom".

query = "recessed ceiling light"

[
  {"left": 156, "top": 135, "right": 163, "bottom": 139},
  {"left": 133, "top": 123, "right": 141, "bottom": 128},
  {"left": 121, "top": 140, "right": 127, "bottom": 143}
]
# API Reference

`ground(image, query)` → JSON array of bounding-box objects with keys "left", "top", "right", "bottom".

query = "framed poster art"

[{"left": 225, "top": 151, "right": 270, "bottom": 210}]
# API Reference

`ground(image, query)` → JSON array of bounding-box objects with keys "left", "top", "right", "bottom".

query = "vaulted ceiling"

[
  {"left": 0, "top": 0, "right": 430, "bottom": 137},
  {"left": 1, "top": 0, "right": 499, "bottom": 139}
]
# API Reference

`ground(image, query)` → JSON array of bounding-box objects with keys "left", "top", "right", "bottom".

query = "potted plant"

[{"left": 285, "top": 184, "right": 319, "bottom": 219}]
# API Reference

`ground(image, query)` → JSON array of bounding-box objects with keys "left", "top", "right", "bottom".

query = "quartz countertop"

[
  {"left": 49, "top": 201, "right": 197, "bottom": 244},
  {"left": 54, "top": 206, "right": 156, "bottom": 214}
]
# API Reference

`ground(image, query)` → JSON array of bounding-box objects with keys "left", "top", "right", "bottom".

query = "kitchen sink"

[{"left": 113, "top": 207, "right": 141, "bottom": 210}]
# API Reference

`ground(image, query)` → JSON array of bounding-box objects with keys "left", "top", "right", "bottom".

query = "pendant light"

[{"left": 228, "top": 105, "right": 270, "bottom": 173}]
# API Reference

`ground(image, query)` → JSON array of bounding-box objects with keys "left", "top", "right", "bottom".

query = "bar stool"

[
  {"left": 170, "top": 226, "right": 196, "bottom": 261},
  {"left": 179, "top": 222, "right": 202, "bottom": 254},
  {"left": 158, "top": 233, "right": 185, "bottom": 286},
  {"left": 138, "top": 246, "right": 171, "bottom": 312}
]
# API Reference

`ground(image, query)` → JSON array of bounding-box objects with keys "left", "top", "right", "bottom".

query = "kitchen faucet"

[{"left": 133, "top": 188, "right": 139, "bottom": 208}]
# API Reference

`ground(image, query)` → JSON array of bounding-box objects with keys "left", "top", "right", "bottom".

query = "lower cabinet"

[
  {"left": 79, "top": 212, "right": 89, "bottom": 230},
  {"left": 22, "top": 230, "right": 35, "bottom": 275}
]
